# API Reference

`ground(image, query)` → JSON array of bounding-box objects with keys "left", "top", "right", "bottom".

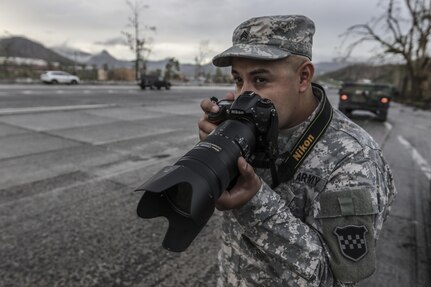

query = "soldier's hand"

[
  {"left": 215, "top": 157, "right": 262, "bottom": 210},
  {"left": 198, "top": 92, "right": 235, "bottom": 140}
]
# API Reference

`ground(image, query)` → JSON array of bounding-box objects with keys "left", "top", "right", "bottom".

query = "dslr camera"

[{"left": 136, "top": 91, "right": 279, "bottom": 252}]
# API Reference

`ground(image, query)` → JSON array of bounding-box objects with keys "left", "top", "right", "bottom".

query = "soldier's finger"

[
  {"left": 200, "top": 98, "right": 219, "bottom": 114},
  {"left": 225, "top": 91, "right": 235, "bottom": 100}
]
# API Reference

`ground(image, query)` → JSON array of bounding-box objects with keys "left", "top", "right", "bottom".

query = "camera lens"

[
  {"left": 136, "top": 91, "right": 276, "bottom": 252},
  {"left": 136, "top": 119, "right": 256, "bottom": 251},
  {"left": 164, "top": 182, "right": 192, "bottom": 217}
]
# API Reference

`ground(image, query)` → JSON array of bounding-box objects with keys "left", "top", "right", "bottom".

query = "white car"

[{"left": 40, "top": 71, "right": 80, "bottom": 84}]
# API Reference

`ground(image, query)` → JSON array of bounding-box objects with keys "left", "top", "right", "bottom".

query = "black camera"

[{"left": 135, "top": 91, "right": 279, "bottom": 252}]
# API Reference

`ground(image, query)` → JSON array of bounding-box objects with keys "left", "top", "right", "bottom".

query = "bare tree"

[
  {"left": 122, "top": 0, "right": 156, "bottom": 81},
  {"left": 342, "top": 0, "right": 430, "bottom": 101},
  {"left": 194, "top": 40, "right": 212, "bottom": 78}
]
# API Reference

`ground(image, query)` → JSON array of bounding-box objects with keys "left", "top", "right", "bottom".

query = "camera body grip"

[{"left": 207, "top": 97, "right": 233, "bottom": 123}]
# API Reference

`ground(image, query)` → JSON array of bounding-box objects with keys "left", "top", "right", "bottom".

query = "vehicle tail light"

[
  {"left": 340, "top": 94, "right": 349, "bottom": 101},
  {"left": 380, "top": 97, "right": 389, "bottom": 104}
]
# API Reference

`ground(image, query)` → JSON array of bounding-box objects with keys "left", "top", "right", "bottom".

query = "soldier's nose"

[{"left": 239, "top": 83, "right": 256, "bottom": 96}]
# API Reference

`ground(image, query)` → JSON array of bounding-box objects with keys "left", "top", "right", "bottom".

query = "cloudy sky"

[{"left": 0, "top": 0, "right": 406, "bottom": 63}]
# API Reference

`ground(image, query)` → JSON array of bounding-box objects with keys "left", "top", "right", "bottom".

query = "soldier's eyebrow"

[{"left": 231, "top": 68, "right": 272, "bottom": 76}]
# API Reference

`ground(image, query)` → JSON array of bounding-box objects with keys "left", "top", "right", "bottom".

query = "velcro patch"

[{"left": 333, "top": 225, "right": 368, "bottom": 262}]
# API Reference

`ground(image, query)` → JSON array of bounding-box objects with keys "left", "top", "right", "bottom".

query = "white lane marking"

[
  {"left": 384, "top": 122, "right": 393, "bottom": 131},
  {"left": 378, "top": 121, "right": 393, "bottom": 148},
  {"left": 398, "top": 135, "right": 431, "bottom": 180},
  {"left": 0, "top": 157, "right": 169, "bottom": 210},
  {"left": 0, "top": 104, "right": 118, "bottom": 115}
]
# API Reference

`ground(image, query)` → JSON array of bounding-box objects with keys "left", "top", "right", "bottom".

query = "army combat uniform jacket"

[{"left": 217, "top": 84, "right": 396, "bottom": 287}]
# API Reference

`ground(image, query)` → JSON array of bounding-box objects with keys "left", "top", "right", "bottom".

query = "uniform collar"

[{"left": 278, "top": 83, "right": 326, "bottom": 154}]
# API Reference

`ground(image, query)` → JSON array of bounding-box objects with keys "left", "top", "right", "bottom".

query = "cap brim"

[{"left": 212, "top": 44, "right": 291, "bottom": 67}]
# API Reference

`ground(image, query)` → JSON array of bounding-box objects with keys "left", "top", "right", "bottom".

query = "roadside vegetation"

[{"left": 339, "top": 0, "right": 430, "bottom": 109}]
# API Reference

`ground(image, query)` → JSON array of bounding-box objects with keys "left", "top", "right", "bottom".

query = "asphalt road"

[{"left": 0, "top": 84, "right": 430, "bottom": 286}]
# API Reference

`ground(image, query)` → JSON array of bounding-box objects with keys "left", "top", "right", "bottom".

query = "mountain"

[
  {"left": 314, "top": 61, "right": 351, "bottom": 76},
  {"left": 316, "top": 63, "right": 403, "bottom": 84},
  {"left": 146, "top": 59, "right": 169, "bottom": 72},
  {"left": 52, "top": 45, "right": 134, "bottom": 69},
  {"left": 86, "top": 50, "right": 133, "bottom": 69},
  {"left": 0, "top": 36, "right": 73, "bottom": 65},
  {"left": 51, "top": 45, "right": 93, "bottom": 64},
  {"left": 0, "top": 36, "right": 350, "bottom": 79}
]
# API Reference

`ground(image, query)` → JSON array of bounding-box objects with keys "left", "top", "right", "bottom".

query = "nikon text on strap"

[{"left": 272, "top": 84, "right": 333, "bottom": 187}]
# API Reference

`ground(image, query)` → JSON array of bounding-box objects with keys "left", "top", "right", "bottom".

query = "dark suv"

[
  {"left": 139, "top": 75, "right": 171, "bottom": 90},
  {"left": 338, "top": 82, "right": 396, "bottom": 121}
]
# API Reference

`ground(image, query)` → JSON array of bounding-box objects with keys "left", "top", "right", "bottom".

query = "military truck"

[
  {"left": 139, "top": 75, "right": 171, "bottom": 90},
  {"left": 338, "top": 82, "right": 396, "bottom": 121}
]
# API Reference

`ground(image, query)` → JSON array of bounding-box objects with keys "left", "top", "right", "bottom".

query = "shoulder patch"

[{"left": 333, "top": 225, "right": 368, "bottom": 262}]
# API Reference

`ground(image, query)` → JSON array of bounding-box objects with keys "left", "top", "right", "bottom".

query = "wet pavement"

[{"left": 0, "top": 85, "right": 430, "bottom": 286}]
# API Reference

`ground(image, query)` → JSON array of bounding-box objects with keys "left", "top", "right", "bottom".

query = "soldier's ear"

[{"left": 298, "top": 61, "right": 314, "bottom": 93}]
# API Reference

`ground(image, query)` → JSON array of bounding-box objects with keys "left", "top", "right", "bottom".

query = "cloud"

[
  {"left": 95, "top": 37, "right": 128, "bottom": 46},
  {"left": 0, "top": 0, "right": 408, "bottom": 63}
]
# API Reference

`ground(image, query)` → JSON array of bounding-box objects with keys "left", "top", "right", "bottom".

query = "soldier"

[{"left": 198, "top": 15, "right": 396, "bottom": 286}]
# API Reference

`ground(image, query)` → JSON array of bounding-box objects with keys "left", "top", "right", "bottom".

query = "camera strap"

[{"left": 273, "top": 85, "right": 333, "bottom": 187}]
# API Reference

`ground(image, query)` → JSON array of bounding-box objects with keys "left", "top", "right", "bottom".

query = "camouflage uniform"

[
  {"left": 216, "top": 84, "right": 395, "bottom": 286},
  {"left": 212, "top": 15, "right": 396, "bottom": 287}
]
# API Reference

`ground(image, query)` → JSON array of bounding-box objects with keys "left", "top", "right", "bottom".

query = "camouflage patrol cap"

[{"left": 212, "top": 15, "right": 315, "bottom": 67}]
